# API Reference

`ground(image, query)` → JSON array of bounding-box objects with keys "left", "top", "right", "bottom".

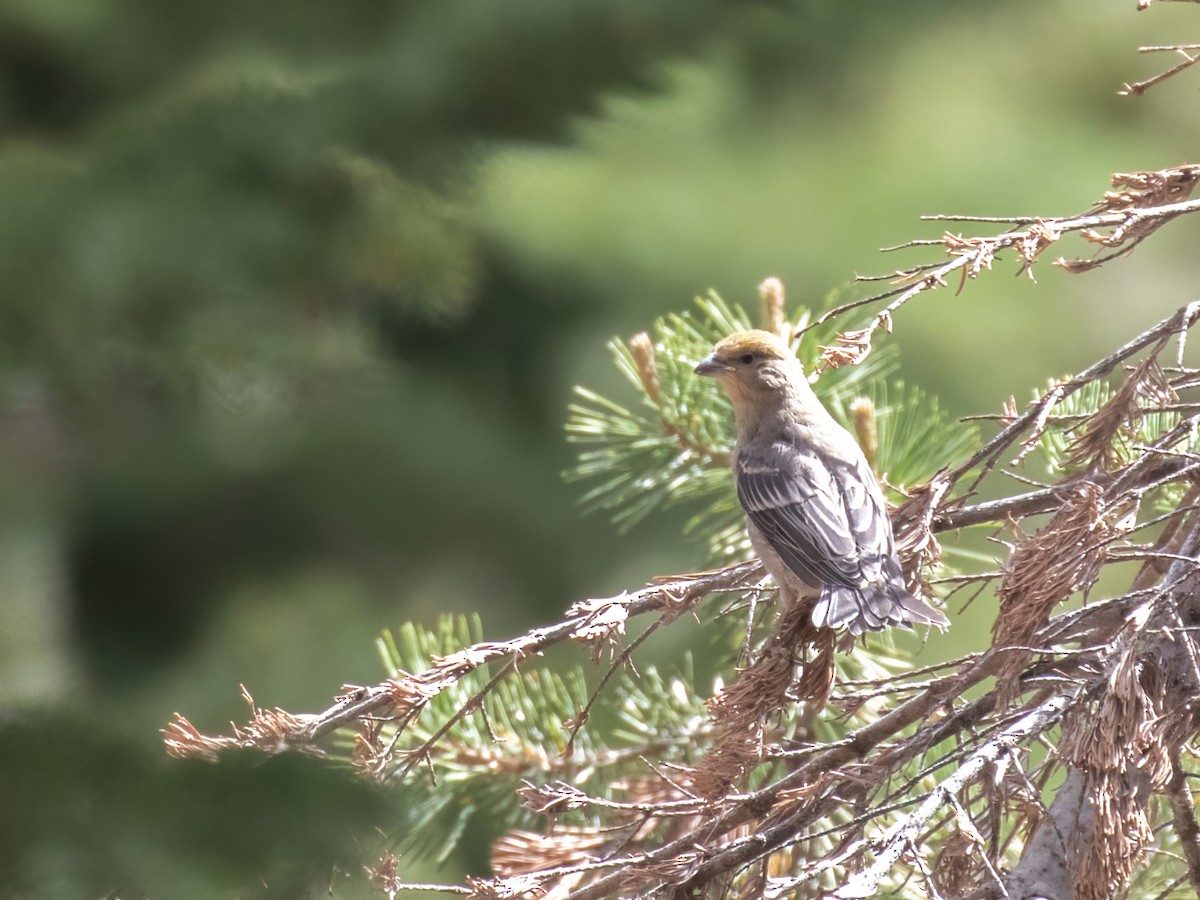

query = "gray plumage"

[{"left": 695, "top": 329, "right": 949, "bottom": 635}]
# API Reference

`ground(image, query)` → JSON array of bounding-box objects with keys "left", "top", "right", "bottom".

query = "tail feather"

[{"left": 813, "top": 572, "right": 949, "bottom": 635}]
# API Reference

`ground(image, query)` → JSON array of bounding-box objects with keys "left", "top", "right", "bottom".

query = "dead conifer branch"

[
  {"left": 1166, "top": 745, "right": 1200, "bottom": 893},
  {"left": 944, "top": 300, "right": 1200, "bottom": 490},
  {"left": 160, "top": 278, "right": 1200, "bottom": 898},
  {"left": 164, "top": 560, "right": 763, "bottom": 761},
  {"left": 835, "top": 690, "right": 1081, "bottom": 899},
  {"left": 921, "top": 213, "right": 1043, "bottom": 224},
  {"left": 1121, "top": 44, "right": 1200, "bottom": 95},
  {"left": 566, "top": 652, "right": 1005, "bottom": 900},
  {"left": 691, "top": 596, "right": 833, "bottom": 799},
  {"left": 164, "top": 686, "right": 324, "bottom": 761},
  {"left": 563, "top": 618, "right": 662, "bottom": 752},
  {"left": 144, "top": 56, "right": 1200, "bottom": 882},
  {"left": 992, "top": 482, "right": 1122, "bottom": 707},
  {"left": 805, "top": 168, "right": 1200, "bottom": 368}
]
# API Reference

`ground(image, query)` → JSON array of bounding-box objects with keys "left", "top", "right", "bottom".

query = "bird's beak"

[{"left": 694, "top": 353, "right": 730, "bottom": 377}]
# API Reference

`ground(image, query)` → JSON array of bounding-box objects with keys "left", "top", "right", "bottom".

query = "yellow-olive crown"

[
  {"left": 710, "top": 330, "right": 793, "bottom": 364},
  {"left": 694, "top": 330, "right": 798, "bottom": 378}
]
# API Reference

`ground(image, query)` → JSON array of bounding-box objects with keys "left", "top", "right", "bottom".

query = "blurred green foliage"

[
  {"left": 0, "top": 718, "right": 388, "bottom": 899},
  {"left": 1, "top": 0, "right": 1197, "bottom": 894}
]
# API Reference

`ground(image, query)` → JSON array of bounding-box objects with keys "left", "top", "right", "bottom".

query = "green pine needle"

[{"left": 566, "top": 292, "right": 977, "bottom": 570}]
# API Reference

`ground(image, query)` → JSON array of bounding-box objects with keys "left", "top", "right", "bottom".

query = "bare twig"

[
  {"left": 946, "top": 301, "right": 1200, "bottom": 490},
  {"left": 801, "top": 169, "right": 1200, "bottom": 370},
  {"left": 164, "top": 561, "right": 762, "bottom": 759},
  {"left": 835, "top": 691, "right": 1080, "bottom": 898},
  {"left": 1121, "top": 44, "right": 1200, "bottom": 95},
  {"left": 1167, "top": 745, "right": 1200, "bottom": 894}
]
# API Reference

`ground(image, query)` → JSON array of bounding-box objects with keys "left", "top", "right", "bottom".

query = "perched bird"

[{"left": 695, "top": 329, "right": 949, "bottom": 634}]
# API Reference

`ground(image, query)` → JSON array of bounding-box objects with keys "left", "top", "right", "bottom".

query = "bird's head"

[{"left": 694, "top": 330, "right": 804, "bottom": 406}]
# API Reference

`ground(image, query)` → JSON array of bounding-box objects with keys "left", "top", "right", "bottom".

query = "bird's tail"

[{"left": 812, "top": 562, "right": 949, "bottom": 635}]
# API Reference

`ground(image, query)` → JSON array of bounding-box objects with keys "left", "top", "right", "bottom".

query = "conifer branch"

[
  {"left": 806, "top": 167, "right": 1200, "bottom": 369},
  {"left": 165, "top": 177, "right": 1200, "bottom": 899},
  {"left": 164, "top": 561, "right": 763, "bottom": 759}
]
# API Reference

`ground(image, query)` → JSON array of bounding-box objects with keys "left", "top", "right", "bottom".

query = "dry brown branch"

[
  {"left": 835, "top": 690, "right": 1080, "bottom": 899},
  {"left": 691, "top": 594, "right": 832, "bottom": 799},
  {"left": 165, "top": 143, "right": 1200, "bottom": 897},
  {"left": 162, "top": 285, "right": 1200, "bottom": 900},
  {"left": 563, "top": 619, "right": 661, "bottom": 752},
  {"left": 992, "top": 481, "right": 1125, "bottom": 706},
  {"left": 1166, "top": 745, "right": 1200, "bottom": 894},
  {"left": 167, "top": 293, "right": 1200, "bottom": 896},
  {"left": 367, "top": 852, "right": 471, "bottom": 897},
  {"left": 801, "top": 167, "right": 1200, "bottom": 370},
  {"left": 1121, "top": 44, "right": 1200, "bottom": 95},
  {"left": 1065, "top": 356, "right": 1175, "bottom": 471},
  {"left": 1006, "top": 517, "right": 1200, "bottom": 900},
  {"left": 165, "top": 561, "right": 763, "bottom": 760},
  {"left": 946, "top": 300, "right": 1200, "bottom": 490},
  {"left": 163, "top": 686, "right": 323, "bottom": 761},
  {"left": 563, "top": 646, "right": 1028, "bottom": 900}
]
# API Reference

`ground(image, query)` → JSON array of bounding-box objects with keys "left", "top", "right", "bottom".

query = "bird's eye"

[{"left": 739, "top": 352, "right": 755, "bottom": 365}]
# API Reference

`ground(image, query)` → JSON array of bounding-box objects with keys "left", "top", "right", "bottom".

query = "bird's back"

[{"left": 737, "top": 436, "right": 948, "bottom": 634}]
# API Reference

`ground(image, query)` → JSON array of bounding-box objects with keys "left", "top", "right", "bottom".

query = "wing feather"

[{"left": 736, "top": 440, "right": 890, "bottom": 589}]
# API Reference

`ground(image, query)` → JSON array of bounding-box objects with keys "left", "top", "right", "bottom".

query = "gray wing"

[{"left": 735, "top": 440, "right": 890, "bottom": 589}]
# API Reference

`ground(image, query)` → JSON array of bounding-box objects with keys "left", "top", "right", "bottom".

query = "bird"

[{"left": 694, "top": 329, "right": 949, "bottom": 635}]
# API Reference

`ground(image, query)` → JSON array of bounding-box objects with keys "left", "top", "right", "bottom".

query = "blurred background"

[{"left": 1, "top": 0, "right": 1197, "bottom": 895}]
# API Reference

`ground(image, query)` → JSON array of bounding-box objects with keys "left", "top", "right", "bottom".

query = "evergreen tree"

[
  {"left": 172, "top": 221, "right": 1200, "bottom": 896},
  {"left": 5, "top": 1, "right": 1200, "bottom": 897}
]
